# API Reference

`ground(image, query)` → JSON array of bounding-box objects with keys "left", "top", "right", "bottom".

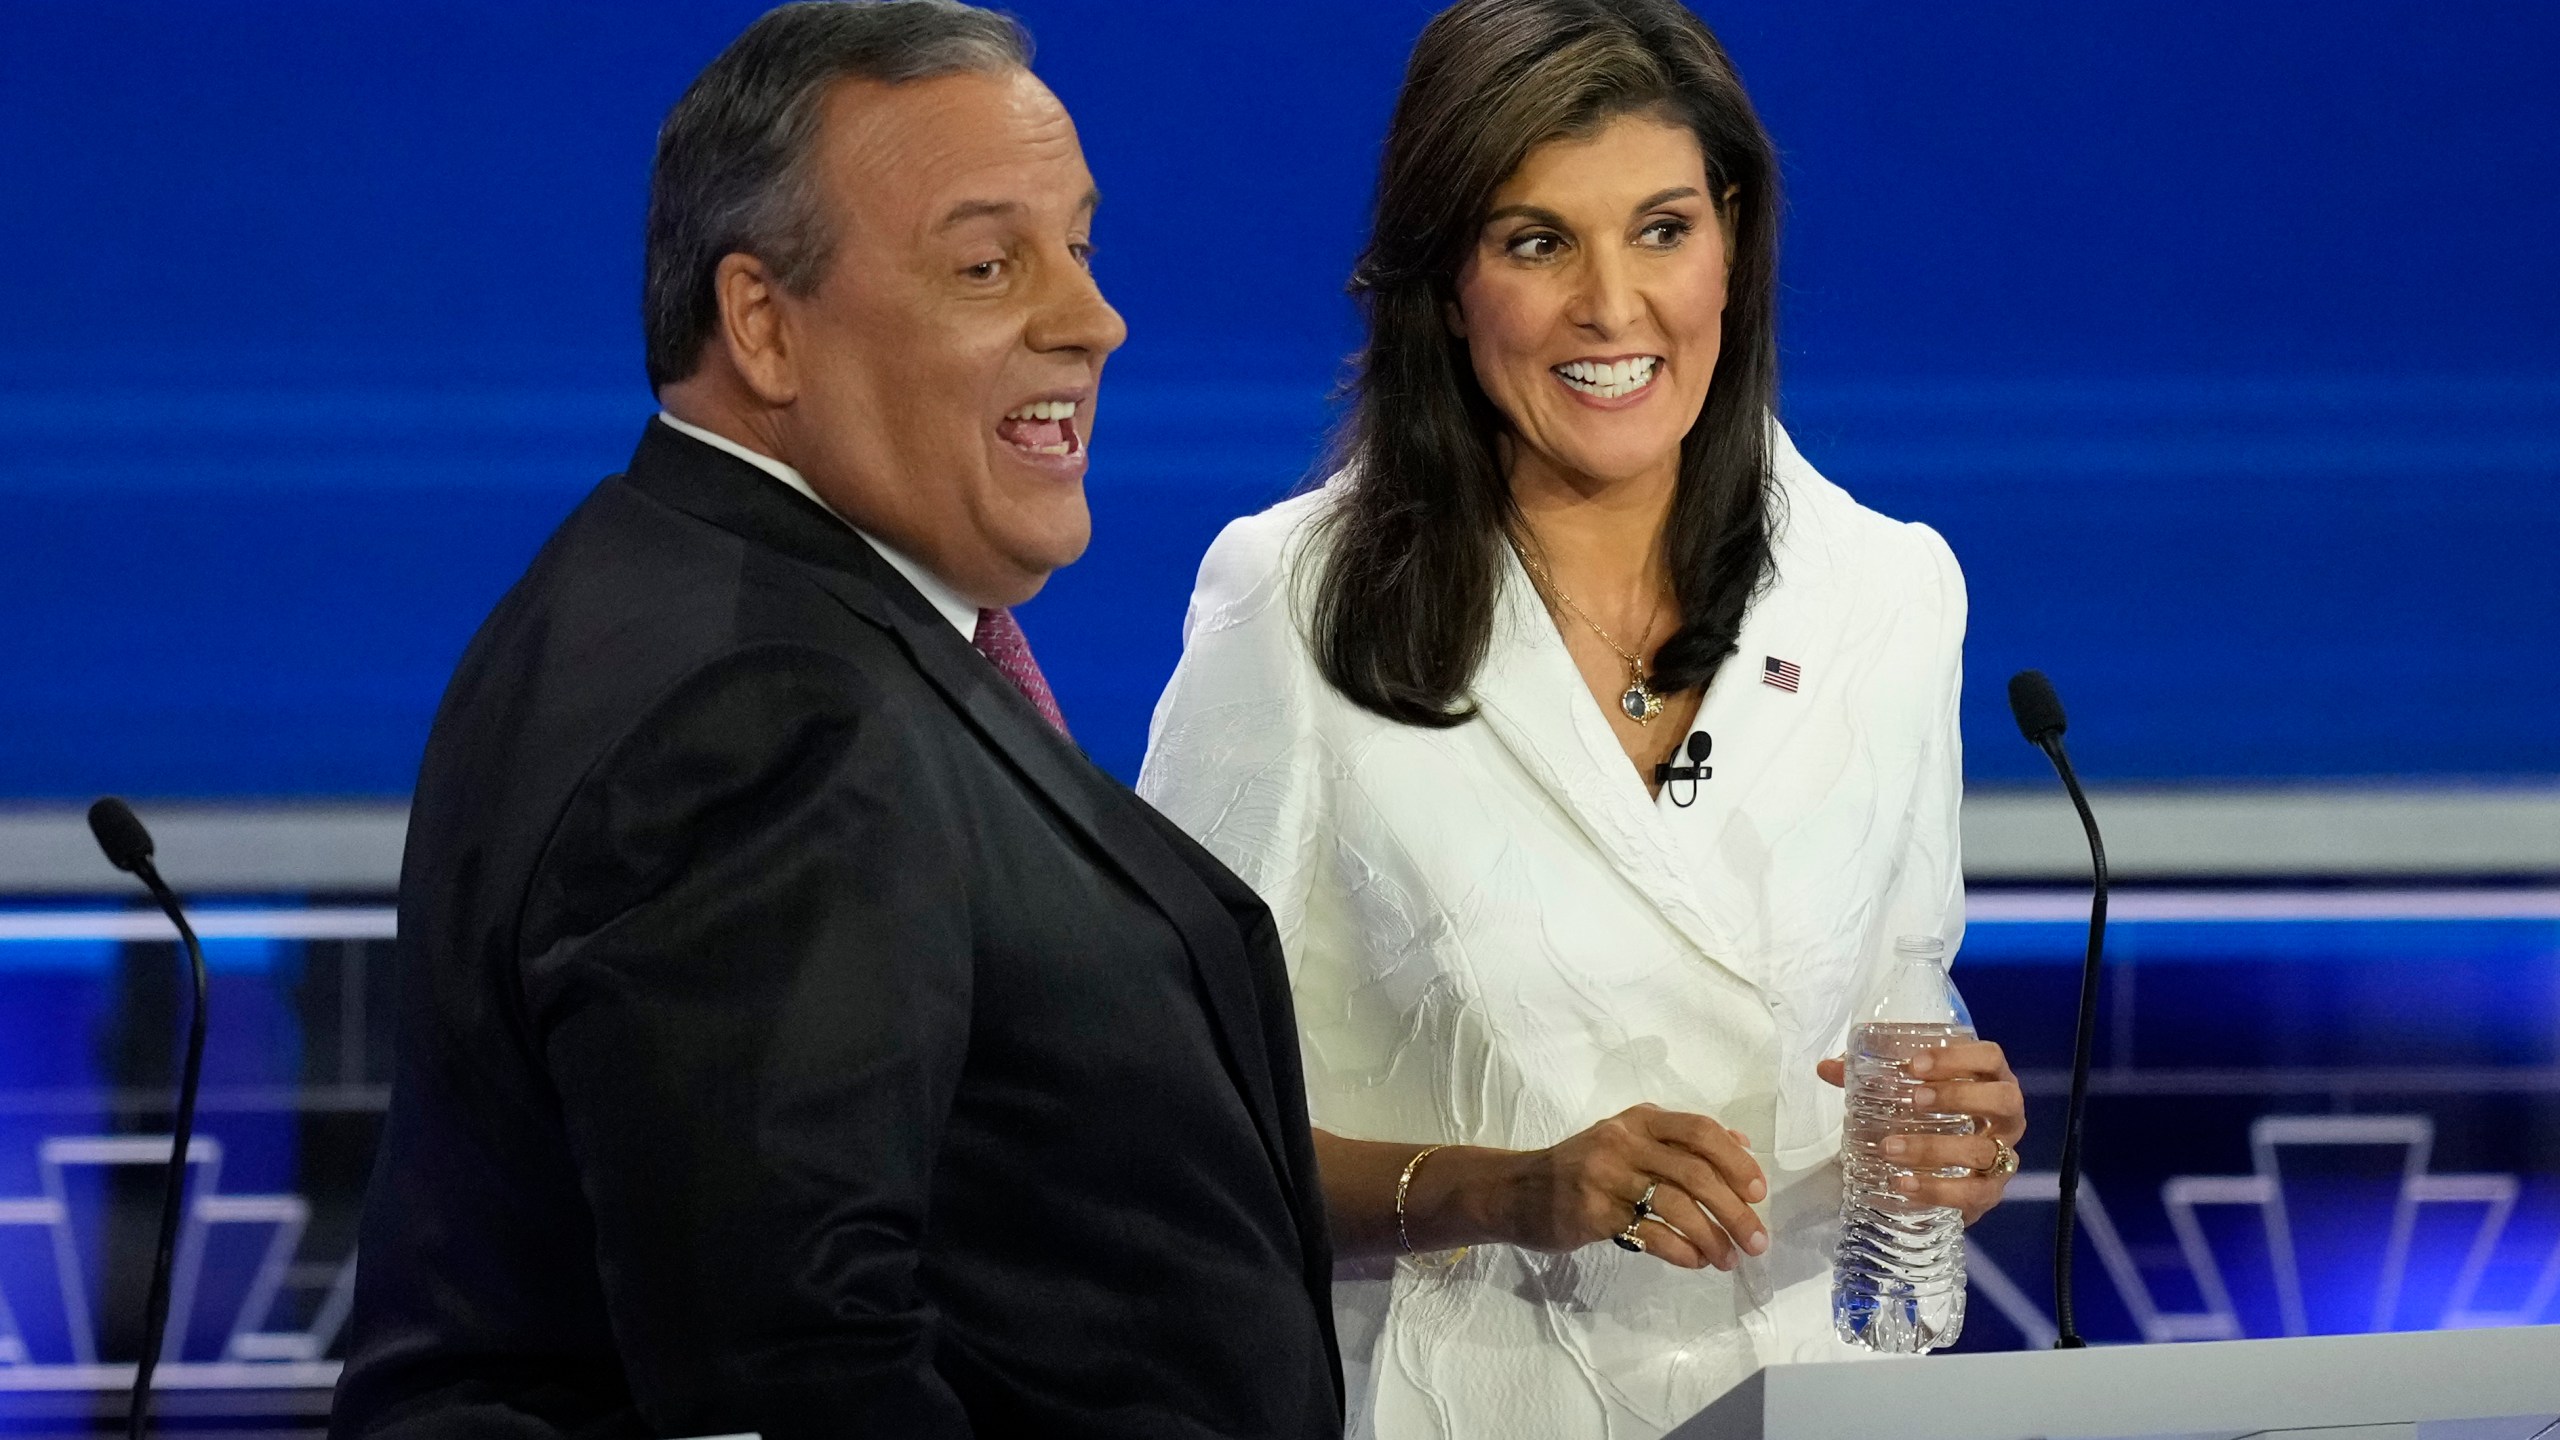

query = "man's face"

[{"left": 774, "top": 67, "right": 1124, "bottom": 608}]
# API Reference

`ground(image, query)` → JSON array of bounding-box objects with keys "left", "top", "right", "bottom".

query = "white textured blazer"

[{"left": 1138, "top": 425, "right": 1967, "bottom": 1440}]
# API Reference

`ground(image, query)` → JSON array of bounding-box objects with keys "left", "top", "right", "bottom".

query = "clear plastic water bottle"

[{"left": 1832, "top": 934, "right": 1976, "bottom": 1352}]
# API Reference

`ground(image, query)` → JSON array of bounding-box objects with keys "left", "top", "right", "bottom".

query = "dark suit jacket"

[{"left": 332, "top": 421, "right": 1341, "bottom": 1440}]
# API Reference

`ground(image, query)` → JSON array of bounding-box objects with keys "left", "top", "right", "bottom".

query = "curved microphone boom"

[
  {"left": 2006, "top": 670, "right": 2108, "bottom": 1351},
  {"left": 86, "top": 798, "right": 209, "bottom": 1438}
]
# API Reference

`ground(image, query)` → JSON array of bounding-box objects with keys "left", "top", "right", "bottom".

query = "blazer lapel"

[
  {"left": 616, "top": 421, "right": 1306, "bottom": 1221},
  {"left": 1468, "top": 549, "right": 1769, "bottom": 992},
  {"left": 823, "top": 568, "right": 1303, "bottom": 1190}
]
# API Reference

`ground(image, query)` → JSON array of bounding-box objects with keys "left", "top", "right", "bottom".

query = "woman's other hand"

[
  {"left": 1449, "top": 1104, "right": 1770, "bottom": 1270},
  {"left": 1817, "top": 1041, "right": 2026, "bottom": 1225}
]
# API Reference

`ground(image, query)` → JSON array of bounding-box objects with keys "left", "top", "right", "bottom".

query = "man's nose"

[{"left": 1028, "top": 251, "right": 1128, "bottom": 360}]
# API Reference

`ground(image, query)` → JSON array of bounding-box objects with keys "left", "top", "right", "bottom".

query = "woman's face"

[{"left": 1451, "top": 111, "right": 1730, "bottom": 491}]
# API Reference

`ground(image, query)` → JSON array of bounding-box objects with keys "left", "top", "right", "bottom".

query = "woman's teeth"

[
  {"left": 1553, "top": 357, "right": 1660, "bottom": 399},
  {"left": 999, "top": 399, "right": 1080, "bottom": 456}
]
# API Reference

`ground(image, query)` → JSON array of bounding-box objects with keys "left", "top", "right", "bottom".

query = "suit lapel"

[
  {"left": 616, "top": 421, "right": 1307, "bottom": 1223},
  {"left": 1469, "top": 549, "right": 1768, "bottom": 992},
  {"left": 817, "top": 566, "right": 1301, "bottom": 1185}
]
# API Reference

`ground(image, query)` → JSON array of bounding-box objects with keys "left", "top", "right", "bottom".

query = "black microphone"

[
  {"left": 86, "top": 798, "right": 209, "bottom": 1438},
  {"left": 2005, "top": 671, "right": 2108, "bottom": 1351},
  {"left": 1654, "top": 731, "right": 1713, "bottom": 808}
]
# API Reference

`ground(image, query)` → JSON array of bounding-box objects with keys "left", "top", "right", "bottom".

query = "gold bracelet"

[{"left": 1395, "top": 1144, "right": 1448, "bottom": 1255}]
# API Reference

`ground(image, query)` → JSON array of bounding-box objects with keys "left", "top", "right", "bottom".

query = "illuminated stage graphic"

[{"left": 2, "top": 895, "right": 2555, "bottom": 1401}]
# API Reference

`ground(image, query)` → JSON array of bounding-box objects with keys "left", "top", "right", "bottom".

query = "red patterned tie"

[{"left": 971, "top": 607, "right": 1069, "bottom": 737}]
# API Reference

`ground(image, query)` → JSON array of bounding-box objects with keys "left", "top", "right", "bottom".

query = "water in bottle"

[{"left": 1832, "top": 934, "right": 1976, "bottom": 1353}]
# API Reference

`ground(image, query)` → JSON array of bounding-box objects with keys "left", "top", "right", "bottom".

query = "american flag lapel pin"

[{"left": 1762, "top": 655, "right": 1802, "bottom": 693}]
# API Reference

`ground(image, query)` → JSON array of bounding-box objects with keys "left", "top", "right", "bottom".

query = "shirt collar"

[{"left": 654, "top": 412, "right": 981, "bottom": 641}]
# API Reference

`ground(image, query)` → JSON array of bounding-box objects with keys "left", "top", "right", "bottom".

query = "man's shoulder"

[
  {"left": 496, "top": 474, "right": 903, "bottom": 684},
  {"left": 418, "top": 475, "right": 925, "bottom": 833}
]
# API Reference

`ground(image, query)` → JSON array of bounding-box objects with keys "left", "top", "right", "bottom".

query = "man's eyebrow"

[
  {"left": 937, "top": 198, "right": 1022, "bottom": 230},
  {"left": 935, "top": 188, "right": 1102, "bottom": 231}
]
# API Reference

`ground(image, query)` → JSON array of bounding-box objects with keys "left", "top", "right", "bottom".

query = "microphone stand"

[
  {"left": 2032, "top": 729, "right": 2107, "bottom": 1350},
  {"left": 88, "top": 800, "right": 209, "bottom": 1439},
  {"left": 128, "top": 859, "right": 206, "bottom": 1436}
]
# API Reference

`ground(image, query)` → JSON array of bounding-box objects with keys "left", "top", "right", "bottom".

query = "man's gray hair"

[{"left": 642, "top": 1, "right": 1032, "bottom": 390}]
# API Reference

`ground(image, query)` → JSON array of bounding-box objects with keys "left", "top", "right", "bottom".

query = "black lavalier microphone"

[
  {"left": 86, "top": 798, "right": 210, "bottom": 1437},
  {"left": 2005, "top": 670, "right": 2108, "bottom": 1350},
  {"left": 1654, "top": 731, "right": 1713, "bottom": 808}
]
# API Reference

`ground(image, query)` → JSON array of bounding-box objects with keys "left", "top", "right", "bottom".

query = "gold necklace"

[{"left": 1513, "top": 540, "right": 1669, "bottom": 725}]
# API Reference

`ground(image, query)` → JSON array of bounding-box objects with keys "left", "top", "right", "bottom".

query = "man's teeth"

[
  {"left": 1002, "top": 399, "right": 1079, "bottom": 456},
  {"left": 1553, "top": 357, "right": 1660, "bottom": 399}
]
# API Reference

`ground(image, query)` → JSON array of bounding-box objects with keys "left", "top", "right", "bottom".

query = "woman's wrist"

[{"left": 1399, "top": 1144, "right": 1524, "bottom": 1251}]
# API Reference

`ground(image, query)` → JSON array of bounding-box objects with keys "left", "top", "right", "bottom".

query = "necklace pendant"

[{"left": 1620, "top": 681, "right": 1664, "bottom": 725}]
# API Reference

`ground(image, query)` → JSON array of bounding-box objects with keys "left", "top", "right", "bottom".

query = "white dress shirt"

[
  {"left": 1138, "top": 422, "right": 1965, "bottom": 1439},
  {"left": 654, "top": 411, "right": 979, "bottom": 640}
]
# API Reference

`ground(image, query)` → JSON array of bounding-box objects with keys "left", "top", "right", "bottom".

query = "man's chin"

[
  {"left": 981, "top": 522, "right": 1091, "bottom": 607},
  {"left": 1025, "top": 533, "right": 1093, "bottom": 583}
]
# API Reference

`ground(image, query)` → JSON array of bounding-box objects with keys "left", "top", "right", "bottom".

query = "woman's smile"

[{"left": 1552, "top": 353, "right": 1664, "bottom": 406}]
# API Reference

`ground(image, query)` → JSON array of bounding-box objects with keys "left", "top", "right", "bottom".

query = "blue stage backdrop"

[{"left": 3, "top": 0, "right": 2554, "bottom": 796}]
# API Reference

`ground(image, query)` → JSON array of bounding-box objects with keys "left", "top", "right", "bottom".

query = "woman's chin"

[{"left": 1538, "top": 440, "right": 1689, "bottom": 491}]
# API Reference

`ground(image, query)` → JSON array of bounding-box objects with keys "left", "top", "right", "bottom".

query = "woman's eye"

[
  {"left": 964, "top": 259, "right": 1004, "bottom": 282},
  {"left": 1069, "top": 242, "right": 1095, "bottom": 271},
  {"left": 1639, "top": 219, "right": 1692, "bottom": 248},
  {"left": 1505, "top": 233, "right": 1562, "bottom": 261}
]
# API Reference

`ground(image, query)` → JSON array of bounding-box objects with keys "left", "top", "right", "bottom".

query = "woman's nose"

[{"left": 1569, "top": 250, "right": 1643, "bottom": 337}]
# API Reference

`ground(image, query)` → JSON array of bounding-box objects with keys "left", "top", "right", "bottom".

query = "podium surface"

[{"left": 1674, "top": 1325, "right": 2560, "bottom": 1440}]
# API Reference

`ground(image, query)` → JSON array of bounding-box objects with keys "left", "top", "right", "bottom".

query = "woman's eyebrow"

[{"left": 1483, "top": 185, "right": 1704, "bottom": 231}]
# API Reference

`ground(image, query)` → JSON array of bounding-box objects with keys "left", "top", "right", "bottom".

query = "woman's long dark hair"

[{"left": 1310, "top": 0, "right": 1783, "bottom": 727}]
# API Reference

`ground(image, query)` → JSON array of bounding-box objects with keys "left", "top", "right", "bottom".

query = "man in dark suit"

[{"left": 330, "top": 5, "right": 1340, "bottom": 1437}]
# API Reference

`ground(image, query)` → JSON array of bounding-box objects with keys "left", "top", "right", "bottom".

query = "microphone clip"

[{"left": 1653, "top": 731, "right": 1714, "bottom": 809}]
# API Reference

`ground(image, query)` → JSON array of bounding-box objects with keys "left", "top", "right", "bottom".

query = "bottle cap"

[{"left": 1864, "top": 933, "right": 1974, "bottom": 1030}]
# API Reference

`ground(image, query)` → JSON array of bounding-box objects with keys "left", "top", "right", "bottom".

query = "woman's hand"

[
  {"left": 1817, "top": 1040, "right": 2026, "bottom": 1225},
  {"left": 1461, "top": 1104, "right": 1770, "bottom": 1271}
]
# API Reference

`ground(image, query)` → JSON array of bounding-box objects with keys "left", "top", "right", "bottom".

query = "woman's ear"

[
  {"left": 1442, "top": 297, "right": 1469, "bottom": 340},
  {"left": 1718, "top": 184, "right": 1742, "bottom": 269}
]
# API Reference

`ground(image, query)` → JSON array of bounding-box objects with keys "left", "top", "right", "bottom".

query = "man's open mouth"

[{"left": 998, "top": 399, "right": 1082, "bottom": 456}]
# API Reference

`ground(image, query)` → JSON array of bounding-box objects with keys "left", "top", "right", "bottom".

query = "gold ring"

[
  {"left": 1986, "top": 1135, "right": 2020, "bottom": 1178},
  {"left": 1611, "top": 1218, "right": 1648, "bottom": 1253}
]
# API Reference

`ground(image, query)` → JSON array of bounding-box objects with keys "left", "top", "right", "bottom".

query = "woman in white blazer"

[{"left": 1140, "top": 2, "right": 2026, "bottom": 1436}]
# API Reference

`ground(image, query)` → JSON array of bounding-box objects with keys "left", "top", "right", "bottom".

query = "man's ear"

[{"left": 713, "top": 252, "right": 797, "bottom": 407}]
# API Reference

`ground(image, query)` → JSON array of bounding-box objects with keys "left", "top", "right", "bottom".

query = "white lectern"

[{"left": 1671, "top": 1325, "right": 2560, "bottom": 1440}]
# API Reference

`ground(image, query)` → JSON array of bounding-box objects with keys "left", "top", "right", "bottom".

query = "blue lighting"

[{"left": 1, "top": 0, "right": 2554, "bottom": 796}]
